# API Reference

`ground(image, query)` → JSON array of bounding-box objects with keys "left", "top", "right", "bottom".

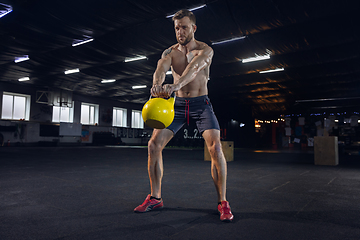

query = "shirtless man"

[{"left": 134, "top": 9, "right": 233, "bottom": 222}]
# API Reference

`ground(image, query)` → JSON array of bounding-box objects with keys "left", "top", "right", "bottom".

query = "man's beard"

[{"left": 177, "top": 34, "right": 192, "bottom": 46}]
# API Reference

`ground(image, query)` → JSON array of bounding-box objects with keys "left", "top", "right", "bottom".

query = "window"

[
  {"left": 81, "top": 103, "right": 99, "bottom": 125},
  {"left": 132, "top": 110, "right": 144, "bottom": 129},
  {"left": 1, "top": 92, "right": 31, "bottom": 120},
  {"left": 113, "top": 107, "right": 127, "bottom": 127},
  {"left": 52, "top": 102, "right": 74, "bottom": 123}
]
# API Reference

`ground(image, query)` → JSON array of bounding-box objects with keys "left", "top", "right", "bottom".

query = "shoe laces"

[
  {"left": 222, "top": 206, "right": 231, "bottom": 214},
  {"left": 142, "top": 198, "right": 158, "bottom": 206},
  {"left": 221, "top": 202, "right": 231, "bottom": 214}
]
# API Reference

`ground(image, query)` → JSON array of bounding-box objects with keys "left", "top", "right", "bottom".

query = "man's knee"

[
  {"left": 148, "top": 138, "right": 163, "bottom": 155},
  {"left": 208, "top": 141, "right": 223, "bottom": 158},
  {"left": 148, "top": 129, "right": 173, "bottom": 156}
]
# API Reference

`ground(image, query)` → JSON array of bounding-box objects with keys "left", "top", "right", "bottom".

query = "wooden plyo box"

[
  {"left": 314, "top": 136, "right": 339, "bottom": 166},
  {"left": 204, "top": 141, "right": 234, "bottom": 162}
]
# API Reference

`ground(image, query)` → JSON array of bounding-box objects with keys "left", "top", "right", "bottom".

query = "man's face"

[{"left": 174, "top": 17, "right": 196, "bottom": 46}]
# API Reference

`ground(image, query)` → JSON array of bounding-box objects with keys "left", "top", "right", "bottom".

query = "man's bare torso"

[{"left": 169, "top": 41, "right": 211, "bottom": 98}]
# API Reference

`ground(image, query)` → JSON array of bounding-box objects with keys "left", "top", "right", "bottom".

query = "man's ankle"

[{"left": 150, "top": 196, "right": 161, "bottom": 201}]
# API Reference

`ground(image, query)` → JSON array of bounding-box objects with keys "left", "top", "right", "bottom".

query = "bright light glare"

[
  {"left": 242, "top": 54, "right": 270, "bottom": 63},
  {"left": 18, "top": 77, "right": 30, "bottom": 82},
  {"left": 212, "top": 36, "right": 246, "bottom": 45},
  {"left": 101, "top": 79, "right": 116, "bottom": 83},
  {"left": 166, "top": 71, "right": 172, "bottom": 75},
  {"left": 259, "top": 68, "right": 284, "bottom": 74},
  {"left": 15, "top": 55, "right": 30, "bottom": 63},
  {"left": 64, "top": 68, "right": 80, "bottom": 74},
  {"left": 166, "top": 4, "right": 206, "bottom": 18},
  {"left": 72, "top": 38, "right": 94, "bottom": 47},
  {"left": 188, "top": 4, "right": 206, "bottom": 12},
  {"left": 124, "top": 56, "right": 147, "bottom": 63},
  {"left": 0, "top": 3, "right": 12, "bottom": 18},
  {"left": 132, "top": 85, "right": 147, "bottom": 89}
]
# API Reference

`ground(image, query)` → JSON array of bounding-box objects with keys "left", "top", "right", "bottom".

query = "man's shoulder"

[
  {"left": 196, "top": 40, "right": 212, "bottom": 50},
  {"left": 194, "top": 41, "right": 213, "bottom": 58},
  {"left": 162, "top": 44, "right": 179, "bottom": 58}
]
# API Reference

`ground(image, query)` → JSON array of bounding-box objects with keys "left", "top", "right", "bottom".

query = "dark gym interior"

[{"left": 1, "top": 0, "right": 359, "bottom": 239}]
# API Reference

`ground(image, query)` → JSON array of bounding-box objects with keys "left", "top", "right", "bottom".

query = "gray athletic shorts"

[{"left": 167, "top": 95, "right": 220, "bottom": 135}]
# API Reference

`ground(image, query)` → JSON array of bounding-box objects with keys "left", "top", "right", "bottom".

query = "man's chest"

[{"left": 172, "top": 50, "right": 199, "bottom": 66}]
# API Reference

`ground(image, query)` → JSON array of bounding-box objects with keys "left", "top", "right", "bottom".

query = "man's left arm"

[{"left": 163, "top": 45, "right": 213, "bottom": 96}]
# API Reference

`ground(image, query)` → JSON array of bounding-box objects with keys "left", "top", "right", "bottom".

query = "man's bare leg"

[
  {"left": 202, "top": 129, "right": 227, "bottom": 202},
  {"left": 134, "top": 128, "right": 173, "bottom": 213},
  {"left": 147, "top": 128, "right": 173, "bottom": 198},
  {"left": 203, "top": 129, "right": 233, "bottom": 222}
]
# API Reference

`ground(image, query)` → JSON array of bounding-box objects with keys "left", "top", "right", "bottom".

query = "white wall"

[{"left": 0, "top": 82, "right": 151, "bottom": 146}]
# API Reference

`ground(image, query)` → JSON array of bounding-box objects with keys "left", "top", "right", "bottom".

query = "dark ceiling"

[{"left": 1, "top": 0, "right": 359, "bottom": 118}]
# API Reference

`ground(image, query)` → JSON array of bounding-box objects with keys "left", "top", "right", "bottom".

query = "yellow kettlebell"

[{"left": 142, "top": 95, "right": 175, "bottom": 129}]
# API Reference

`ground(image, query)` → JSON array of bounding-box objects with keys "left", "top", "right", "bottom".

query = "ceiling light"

[
  {"left": 72, "top": 38, "right": 94, "bottom": 47},
  {"left": 132, "top": 85, "right": 146, "bottom": 89},
  {"left": 124, "top": 55, "right": 147, "bottom": 63},
  {"left": 101, "top": 79, "right": 116, "bottom": 83},
  {"left": 259, "top": 68, "right": 284, "bottom": 74},
  {"left": 212, "top": 36, "right": 246, "bottom": 45},
  {"left": 18, "top": 77, "right": 30, "bottom": 82},
  {"left": 14, "top": 55, "right": 30, "bottom": 63},
  {"left": 64, "top": 68, "right": 80, "bottom": 74},
  {"left": 166, "top": 71, "right": 172, "bottom": 75},
  {"left": 242, "top": 54, "right": 270, "bottom": 63},
  {"left": 296, "top": 97, "right": 360, "bottom": 103},
  {"left": 188, "top": 4, "right": 206, "bottom": 12},
  {"left": 0, "top": 3, "right": 12, "bottom": 18},
  {"left": 166, "top": 4, "right": 206, "bottom": 18}
]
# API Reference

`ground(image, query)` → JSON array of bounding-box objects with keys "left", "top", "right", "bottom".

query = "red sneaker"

[
  {"left": 218, "top": 201, "right": 234, "bottom": 222},
  {"left": 134, "top": 194, "right": 163, "bottom": 213}
]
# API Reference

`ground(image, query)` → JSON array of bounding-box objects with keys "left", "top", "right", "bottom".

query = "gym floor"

[{"left": 1, "top": 146, "right": 360, "bottom": 240}]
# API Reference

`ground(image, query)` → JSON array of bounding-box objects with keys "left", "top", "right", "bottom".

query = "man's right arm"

[{"left": 151, "top": 48, "right": 172, "bottom": 97}]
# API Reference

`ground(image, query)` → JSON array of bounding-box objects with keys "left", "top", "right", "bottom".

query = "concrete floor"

[{"left": 1, "top": 146, "right": 360, "bottom": 239}]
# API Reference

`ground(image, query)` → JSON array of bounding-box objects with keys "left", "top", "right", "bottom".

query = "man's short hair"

[{"left": 172, "top": 9, "right": 196, "bottom": 25}]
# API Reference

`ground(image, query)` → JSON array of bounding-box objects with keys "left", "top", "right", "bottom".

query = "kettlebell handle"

[{"left": 149, "top": 92, "right": 176, "bottom": 100}]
